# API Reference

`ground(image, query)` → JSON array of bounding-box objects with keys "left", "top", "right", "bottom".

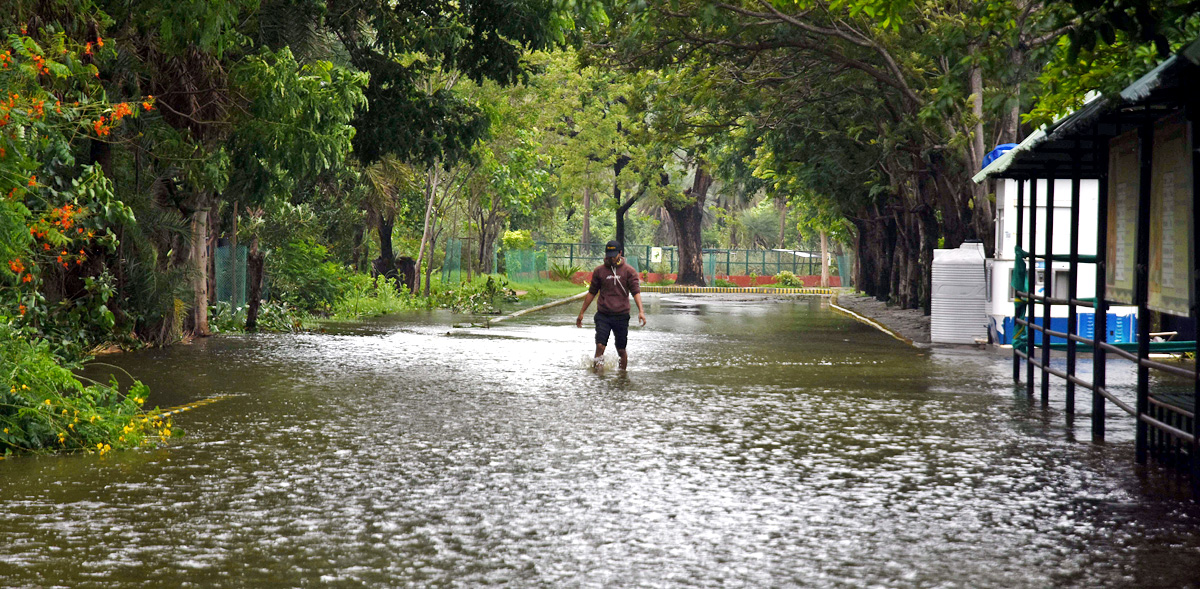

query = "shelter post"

[
  {"left": 1134, "top": 122, "right": 1154, "bottom": 465},
  {"left": 1027, "top": 179, "right": 1039, "bottom": 398},
  {"left": 1014, "top": 179, "right": 1025, "bottom": 383},
  {"left": 1067, "top": 154, "right": 1081, "bottom": 415},
  {"left": 1093, "top": 140, "right": 1110, "bottom": 442},
  {"left": 1042, "top": 173, "right": 1056, "bottom": 406}
]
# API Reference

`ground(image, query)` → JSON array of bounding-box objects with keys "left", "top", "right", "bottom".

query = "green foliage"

[
  {"left": 774, "top": 271, "right": 803, "bottom": 287},
  {"left": 331, "top": 274, "right": 422, "bottom": 319},
  {"left": 436, "top": 275, "right": 517, "bottom": 314},
  {"left": 549, "top": 262, "right": 583, "bottom": 282},
  {"left": 268, "top": 239, "right": 347, "bottom": 314},
  {"left": 712, "top": 278, "right": 736, "bottom": 287},
  {"left": 0, "top": 324, "right": 172, "bottom": 456},
  {"left": 502, "top": 229, "right": 537, "bottom": 250},
  {"left": 209, "top": 300, "right": 302, "bottom": 333},
  {"left": 227, "top": 47, "right": 367, "bottom": 205}
]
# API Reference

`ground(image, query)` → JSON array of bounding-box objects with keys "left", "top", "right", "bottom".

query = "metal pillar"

[
  {"left": 1014, "top": 179, "right": 1025, "bottom": 383},
  {"left": 1135, "top": 122, "right": 1154, "bottom": 464},
  {"left": 1027, "top": 179, "right": 1039, "bottom": 398},
  {"left": 1067, "top": 158, "right": 1082, "bottom": 415},
  {"left": 1190, "top": 105, "right": 1200, "bottom": 490},
  {"left": 1093, "top": 142, "right": 1110, "bottom": 442},
  {"left": 1042, "top": 174, "right": 1056, "bottom": 405}
]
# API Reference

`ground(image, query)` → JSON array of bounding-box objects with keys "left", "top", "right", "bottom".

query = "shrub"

[
  {"left": 712, "top": 278, "right": 737, "bottom": 287},
  {"left": 550, "top": 262, "right": 583, "bottom": 282},
  {"left": 269, "top": 239, "right": 347, "bottom": 313},
  {"left": 0, "top": 324, "right": 172, "bottom": 456},
  {"left": 502, "top": 230, "right": 536, "bottom": 251},
  {"left": 436, "top": 275, "right": 517, "bottom": 314},
  {"left": 209, "top": 300, "right": 303, "bottom": 333},
  {"left": 774, "top": 271, "right": 803, "bottom": 287},
  {"left": 331, "top": 274, "right": 420, "bottom": 319}
]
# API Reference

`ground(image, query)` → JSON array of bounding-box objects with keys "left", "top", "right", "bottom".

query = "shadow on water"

[{"left": 2, "top": 295, "right": 1199, "bottom": 587}]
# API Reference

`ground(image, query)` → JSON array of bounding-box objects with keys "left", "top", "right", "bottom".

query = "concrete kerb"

[{"left": 829, "top": 293, "right": 918, "bottom": 348}]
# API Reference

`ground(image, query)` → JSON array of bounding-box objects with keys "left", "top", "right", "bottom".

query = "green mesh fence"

[
  {"left": 215, "top": 245, "right": 247, "bottom": 306},
  {"left": 704, "top": 253, "right": 717, "bottom": 284},
  {"left": 442, "top": 238, "right": 465, "bottom": 284},
  {"left": 504, "top": 249, "right": 548, "bottom": 282}
]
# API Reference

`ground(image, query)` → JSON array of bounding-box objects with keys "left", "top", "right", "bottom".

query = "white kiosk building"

[{"left": 981, "top": 150, "right": 1137, "bottom": 346}]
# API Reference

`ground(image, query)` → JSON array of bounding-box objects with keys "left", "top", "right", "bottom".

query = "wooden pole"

[{"left": 1135, "top": 122, "right": 1154, "bottom": 465}]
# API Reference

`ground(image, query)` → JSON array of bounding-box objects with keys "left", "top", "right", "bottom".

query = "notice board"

[
  {"left": 1106, "top": 130, "right": 1139, "bottom": 305},
  {"left": 1148, "top": 112, "right": 1194, "bottom": 316}
]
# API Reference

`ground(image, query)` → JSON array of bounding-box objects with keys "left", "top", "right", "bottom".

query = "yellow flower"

[
  {"left": 68, "top": 423, "right": 74, "bottom": 430},
  {"left": 44, "top": 399, "right": 51, "bottom": 405},
  {"left": 61, "top": 409, "right": 67, "bottom": 416},
  {"left": 21, "top": 385, "right": 27, "bottom": 390},
  {"left": 96, "top": 443, "right": 103, "bottom": 449},
  {"left": 3, "top": 428, "right": 7, "bottom": 433}
]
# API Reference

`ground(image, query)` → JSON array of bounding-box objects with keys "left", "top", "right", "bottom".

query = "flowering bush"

[
  {"left": 0, "top": 324, "right": 172, "bottom": 457},
  {"left": 0, "top": 28, "right": 168, "bottom": 456}
]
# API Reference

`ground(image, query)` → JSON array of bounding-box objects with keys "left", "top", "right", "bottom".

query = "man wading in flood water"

[{"left": 577, "top": 241, "right": 647, "bottom": 370}]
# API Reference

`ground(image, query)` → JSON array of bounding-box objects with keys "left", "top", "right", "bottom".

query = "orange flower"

[
  {"left": 8, "top": 259, "right": 24, "bottom": 273},
  {"left": 22, "top": 274, "right": 31, "bottom": 283},
  {"left": 84, "top": 42, "right": 93, "bottom": 55},
  {"left": 27, "top": 176, "right": 35, "bottom": 186},
  {"left": 96, "top": 36, "right": 104, "bottom": 48},
  {"left": 18, "top": 304, "right": 25, "bottom": 315},
  {"left": 112, "top": 102, "right": 132, "bottom": 121},
  {"left": 142, "top": 101, "right": 153, "bottom": 111}
]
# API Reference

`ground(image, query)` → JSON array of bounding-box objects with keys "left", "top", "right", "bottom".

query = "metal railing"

[{"left": 1010, "top": 168, "right": 1198, "bottom": 483}]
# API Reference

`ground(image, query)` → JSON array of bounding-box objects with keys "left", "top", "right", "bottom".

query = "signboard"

[
  {"left": 1148, "top": 112, "right": 1194, "bottom": 316},
  {"left": 650, "top": 247, "right": 663, "bottom": 263},
  {"left": 1105, "top": 130, "right": 1139, "bottom": 305}
]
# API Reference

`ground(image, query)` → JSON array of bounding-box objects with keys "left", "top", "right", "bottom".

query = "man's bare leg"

[
  {"left": 594, "top": 343, "right": 606, "bottom": 369},
  {"left": 617, "top": 349, "right": 628, "bottom": 370}
]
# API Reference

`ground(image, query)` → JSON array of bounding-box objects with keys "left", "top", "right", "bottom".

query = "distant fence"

[
  {"left": 537, "top": 242, "right": 839, "bottom": 277},
  {"left": 439, "top": 239, "right": 850, "bottom": 285}
]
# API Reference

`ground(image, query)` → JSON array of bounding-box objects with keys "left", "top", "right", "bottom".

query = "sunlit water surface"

[{"left": 2, "top": 296, "right": 1199, "bottom": 588}]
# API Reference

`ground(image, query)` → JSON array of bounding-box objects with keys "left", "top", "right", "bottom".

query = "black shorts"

[{"left": 594, "top": 312, "right": 630, "bottom": 349}]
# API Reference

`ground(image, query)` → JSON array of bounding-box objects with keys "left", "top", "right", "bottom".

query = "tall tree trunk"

[
  {"left": 374, "top": 211, "right": 397, "bottom": 282},
  {"left": 190, "top": 205, "right": 211, "bottom": 337},
  {"left": 245, "top": 237, "right": 265, "bottom": 332},
  {"left": 666, "top": 167, "right": 713, "bottom": 286},
  {"left": 777, "top": 197, "right": 788, "bottom": 248},
  {"left": 581, "top": 185, "right": 591, "bottom": 245},
  {"left": 819, "top": 230, "right": 830, "bottom": 287},
  {"left": 968, "top": 48, "right": 996, "bottom": 252},
  {"left": 414, "top": 167, "right": 439, "bottom": 294},
  {"left": 613, "top": 155, "right": 631, "bottom": 244}
]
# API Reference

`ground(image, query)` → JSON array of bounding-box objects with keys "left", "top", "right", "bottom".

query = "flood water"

[{"left": 3, "top": 295, "right": 1200, "bottom": 588}]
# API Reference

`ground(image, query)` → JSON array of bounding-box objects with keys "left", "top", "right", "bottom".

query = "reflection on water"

[{"left": 2, "top": 296, "right": 1198, "bottom": 587}]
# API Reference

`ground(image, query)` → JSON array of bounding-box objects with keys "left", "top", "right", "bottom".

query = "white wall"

[{"left": 989, "top": 178, "right": 1100, "bottom": 320}]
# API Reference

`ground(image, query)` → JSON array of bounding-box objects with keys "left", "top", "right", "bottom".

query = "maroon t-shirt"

[{"left": 589, "top": 261, "right": 641, "bottom": 315}]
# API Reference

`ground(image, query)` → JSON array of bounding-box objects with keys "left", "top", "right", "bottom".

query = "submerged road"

[{"left": 2, "top": 295, "right": 1199, "bottom": 587}]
